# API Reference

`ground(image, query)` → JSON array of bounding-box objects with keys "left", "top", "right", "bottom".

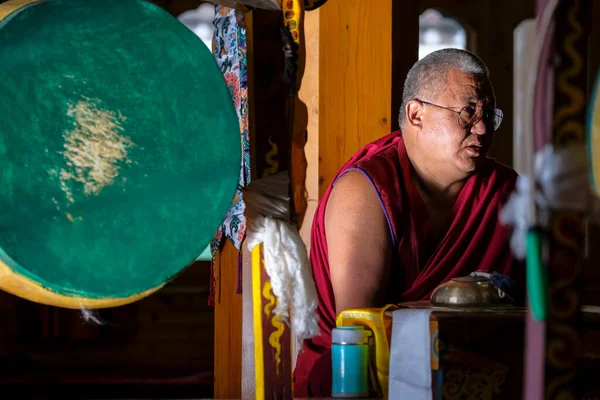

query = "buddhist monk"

[{"left": 294, "top": 49, "right": 523, "bottom": 396}]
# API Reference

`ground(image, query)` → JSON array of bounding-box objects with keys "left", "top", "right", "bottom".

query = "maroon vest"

[{"left": 294, "top": 131, "right": 521, "bottom": 397}]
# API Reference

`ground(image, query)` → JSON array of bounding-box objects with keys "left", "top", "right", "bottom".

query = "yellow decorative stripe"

[
  {"left": 554, "top": 0, "right": 585, "bottom": 143},
  {"left": 263, "top": 280, "right": 276, "bottom": 316},
  {"left": 551, "top": 215, "right": 580, "bottom": 251},
  {"left": 263, "top": 280, "right": 284, "bottom": 375},
  {"left": 268, "top": 315, "right": 285, "bottom": 375},
  {"left": 0, "top": 0, "right": 42, "bottom": 20},
  {"left": 282, "top": 0, "right": 303, "bottom": 45},
  {"left": 252, "top": 244, "right": 265, "bottom": 400},
  {"left": 262, "top": 136, "right": 280, "bottom": 178},
  {"left": 545, "top": 369, "right": 577, "bottom": 399},
  {"left": 0, "top": 260, "right": 163, "bottom": 309}
]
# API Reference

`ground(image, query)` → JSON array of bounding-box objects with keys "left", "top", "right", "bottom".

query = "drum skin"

[
  {"left": 0, "top": 0, "right": 240, "bottom": 308},
  {"left": 588, "top": 70, "right": 600, "bottom": 198}
]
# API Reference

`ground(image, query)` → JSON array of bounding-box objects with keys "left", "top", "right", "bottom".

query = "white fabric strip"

[
  {"left": 245, "top": 172, "right": 319, "bottom": 341},
  {"left": 500, "top": 143, "right": 593, "bottom": 259},
  {"left": 388, "top": 309, "right": 434, "bottom": 400}
]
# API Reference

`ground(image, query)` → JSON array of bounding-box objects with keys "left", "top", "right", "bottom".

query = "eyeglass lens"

[{"left": 458, "top": 105, "right": 503, "bottom": 131}]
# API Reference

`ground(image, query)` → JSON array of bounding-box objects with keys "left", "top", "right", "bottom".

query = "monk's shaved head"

[{"left": 399, "top": 49, "right": 493, "bottom": 128}]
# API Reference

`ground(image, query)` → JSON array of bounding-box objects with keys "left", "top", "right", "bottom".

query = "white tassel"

[
  {"left": 79, "top": 305, "right": 106, "bottom": 325},
  {"left": 500, "top": 143, "right": 593, "bottom": 259},
  {"left": 247, "top": 216, "right": 319, "bottom": 341}
]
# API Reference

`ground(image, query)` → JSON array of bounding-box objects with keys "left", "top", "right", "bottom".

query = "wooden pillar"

[
  {"left": 316, "top": 0, "right": 419, "bottom": 197},
  {"left": 215, "top": 4, "right": 290, "bottom": 398},
  {"left": 298, "top": 7, "right": 320, "bottom": 244},
  {"left": 544, "top": 1, "right": 589, "bottom": 398},
  {"left": 213, "top": 240, "right": 243, "bottom": 399},
  {"left": 299, "top": 0, "right": 419, "bottom": 245}
]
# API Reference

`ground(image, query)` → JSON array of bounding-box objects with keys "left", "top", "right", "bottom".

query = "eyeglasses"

[{"left": 416, "top": 99, "right": 504, "bottom": 132}]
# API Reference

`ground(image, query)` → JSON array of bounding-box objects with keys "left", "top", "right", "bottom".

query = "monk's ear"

[{"left": 406, "top": 100, "right": 424, "bottom": 130}]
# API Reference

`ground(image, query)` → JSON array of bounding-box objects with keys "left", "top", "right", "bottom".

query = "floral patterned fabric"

[{"left": 209, "top": 6, "right": 250, "bottom": 303}]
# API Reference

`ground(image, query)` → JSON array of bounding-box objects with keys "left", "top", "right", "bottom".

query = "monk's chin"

[{"left": 459, "top": 158, "right": 482, "bottom": 174}]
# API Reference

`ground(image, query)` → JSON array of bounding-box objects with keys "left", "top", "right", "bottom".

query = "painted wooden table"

[{"left": 394, "top": 303, "right": 600, "bottom": 400}]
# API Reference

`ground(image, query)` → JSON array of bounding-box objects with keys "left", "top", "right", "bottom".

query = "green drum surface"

[
  {"left": 589, "top": 70, "right": 600, "bottom": 198},
  {"left": 0, "top": 0, "right": 240, "bottom": 300}
]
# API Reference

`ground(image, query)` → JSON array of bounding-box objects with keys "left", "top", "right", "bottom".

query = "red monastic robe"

[{"left": 293, "top": 131, "right": 522, "bottom": 397}]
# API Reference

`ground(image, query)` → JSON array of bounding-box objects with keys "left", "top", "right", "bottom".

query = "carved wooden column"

[
  {"left": 544, "top": 1, "right": 589, "bottom": 398},
  {"left": 213, "top": 2, "right": 290, "bottom": 398}
]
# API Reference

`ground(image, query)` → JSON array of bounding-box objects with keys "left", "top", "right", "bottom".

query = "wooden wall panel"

[
  {"left": 318, "top": 0, "right": 394, "bottom": 196},
  {"left": 391, "top": 2, "right": 420, "bottom": 132},
  {"left": 298, "top": 8, "right": 320, "bottom": 246},
  {"left": 213, "top": 240, "right": 243, "bottom": 399}
]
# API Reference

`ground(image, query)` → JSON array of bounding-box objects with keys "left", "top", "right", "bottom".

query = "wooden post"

[
  {"left": 222, "top": 4, "right": 292, "bottom": 399},
  {"left": 317, "top": 0, "right": 419, "bottom": 197},
  {"left": 545, "top": 1, "right": 589, "bottom": 398},
  {"left": 213, "top": 240, "right": 243, "bottom": 399},
  {"left": 249, "top": 244, "right": 294, "bottom": 399},
  {"left": 298, "top": 7, "right": 320, "bottom": 245}
]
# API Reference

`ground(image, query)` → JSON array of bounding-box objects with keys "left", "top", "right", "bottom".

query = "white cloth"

[
  {"left": 500, "top": 143, "right": 594, "bottom": 259},
  {"left": 246, "top": 216, "right": 319, "bottom": 341},
  {"left": 388, "top": 309, "right": 433, "bottom": 400},
  {"left": 244, "top": 172, "right": 319, "bottom": 341}
]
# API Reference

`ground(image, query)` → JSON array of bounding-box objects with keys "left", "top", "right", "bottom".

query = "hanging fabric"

[{"left": 210, "top": 5, "right": 251, "bottom": 304}]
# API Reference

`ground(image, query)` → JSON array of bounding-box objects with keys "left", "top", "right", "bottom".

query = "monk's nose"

[{"left": 471, "top": 118, "right": 488, "bottom": 135}]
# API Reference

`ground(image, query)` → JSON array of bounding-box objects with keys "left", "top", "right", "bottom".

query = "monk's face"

[{"left": 419, "top": 69, "right": 495, "bottom": 176}]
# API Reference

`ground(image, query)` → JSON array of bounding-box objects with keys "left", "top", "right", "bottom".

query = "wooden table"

[{"left": 393, "top": 303, "right": 600, "bottom": 400}]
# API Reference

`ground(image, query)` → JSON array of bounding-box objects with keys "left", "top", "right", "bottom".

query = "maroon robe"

[{"left": 293, "top": 131, "right": 522, "bottom": 397}]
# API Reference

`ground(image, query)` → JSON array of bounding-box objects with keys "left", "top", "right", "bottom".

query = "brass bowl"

[{"left": 430, "top": 276, "right": 513, "bottom": 308}]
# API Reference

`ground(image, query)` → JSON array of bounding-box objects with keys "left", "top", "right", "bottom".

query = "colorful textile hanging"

[
  {"left": 208, "top": 0, "right": 319, "bottom": 304},
  {"left": 209, "top": 6, "right": 250, "bottom": 303},
  {"left": 210, "top": 6, "right": 250, "bottom": 253}
]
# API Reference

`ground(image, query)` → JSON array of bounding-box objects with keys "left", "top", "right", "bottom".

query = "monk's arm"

[{"left": 325, "top": 171, "right": 393, "bottom": 316}]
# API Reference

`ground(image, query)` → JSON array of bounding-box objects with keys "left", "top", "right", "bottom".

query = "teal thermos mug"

[{"left": 331, "top": 326, "right": 371, "bottom": 398}]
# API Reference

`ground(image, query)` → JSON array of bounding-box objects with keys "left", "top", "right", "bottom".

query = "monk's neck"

[{"left": 409, "top": 161, "right": 467, "bottom": 206}]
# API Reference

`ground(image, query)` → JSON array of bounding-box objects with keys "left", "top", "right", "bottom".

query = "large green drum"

[
  {"left": 0, "top": 0, "right": 240, "bottom": 308},
  {"left": 589, "top": 70, "right": 600, "bottom": 197}
]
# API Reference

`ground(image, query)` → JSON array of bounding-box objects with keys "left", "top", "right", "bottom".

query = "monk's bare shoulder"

[
  {"left": 325, "top": 170, "right": 392, "bottom": 315},
  {"left": 325, "top": 170, "right": 389, "bottom": 237}
]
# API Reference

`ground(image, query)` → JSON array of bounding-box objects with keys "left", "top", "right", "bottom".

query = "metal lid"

[{"left": 332, "top": 326, "right": 372, "bottom": 344}]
